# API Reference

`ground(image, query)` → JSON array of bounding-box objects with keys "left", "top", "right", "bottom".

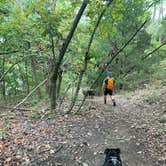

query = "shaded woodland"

[
  {"left": 0, "top": 0, "right": 166, "bottom": 165},
  {"left": 0, "top": 0, "right": 165, "bottom": 112}
]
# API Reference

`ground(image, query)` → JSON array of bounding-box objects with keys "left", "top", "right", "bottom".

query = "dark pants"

[
  {"left": 104, "top": 88, "right": 116, "bottom": 106},
  {"left": 104, "top": 88, "right": 113, "bottom": 96}
]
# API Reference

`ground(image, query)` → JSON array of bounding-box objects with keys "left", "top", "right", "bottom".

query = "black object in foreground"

[{"left": 103, "top": 148, "right": 122, "bottom": 166}]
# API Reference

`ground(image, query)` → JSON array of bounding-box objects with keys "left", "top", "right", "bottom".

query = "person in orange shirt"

[{"left": 103, "top": 72, "right": 116, "bottom": 106}]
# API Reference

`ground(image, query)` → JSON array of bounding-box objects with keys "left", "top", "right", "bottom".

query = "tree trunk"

[
  {"left": 49, "top": 64, "right": 58, "bottom": 111},
  {"left": 68, "top": 68, "right": 86, "bottom": 112},
  {"left": 77, "top": 20, "right": 148, "bottom": 112},
  {"left": 58, "top": 82, "right": 72, "bottom": 110},
  {"left": 49, "top": 0, "right": 89, "bottom": 112},
  {"left": 158, "top": 2, "right": 164, "bottom": 42},
  {"left": 57, "top": 69, "right": 63, "bottom": 98},
  {"left": 67, "top": 0, "right": 114, "bottom": 113}
]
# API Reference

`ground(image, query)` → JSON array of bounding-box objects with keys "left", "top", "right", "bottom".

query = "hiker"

[{"left": 103, "top": 72, "right": 116, "bottom": 106}]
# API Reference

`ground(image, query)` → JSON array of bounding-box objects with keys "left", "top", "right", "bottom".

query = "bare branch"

[
  {"left": 0, "top": 58, "right": 23, "bottom": 82},
  {"left": 12, "top": 79, "right": 47, "bottom": 111},
  {"left": 67, "top": 0, "right": 114, "bottom": 113},
  {"left": 49, "top": 0, "right": 89, "bottom": 110},
  {"left": 0, "top": 50, "right": 20, "bottom": 55},
  {"left": 142, "top": 41, "right": 166, "bottom": 60},
  {"left": 123, "top": 41, "right": 166, "bottom": 78},
  {"left": 77, "top": 20, "right": 147, "bottom": 111}
]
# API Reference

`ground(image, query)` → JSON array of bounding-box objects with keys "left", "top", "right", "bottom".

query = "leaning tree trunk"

[
  {"left": 49, "top": 0, "right": 89, "bottom": 112},
  {"left": 67, "top": 0, "right": 114, "bottom": 113},
  {"left": 123, "top": 41, "right": 166, "bottom": 78},
  {"left": 57, "top": 69, "right": 63, "bottom": 98},
  {"left": 77, "top": 20, "right": 148, "bottom": 112},
  {"left": 58, "top": 82, "right": 72, "bottom": 110},
  {"left": 68, "top": 66, "right": 87, "bottom": 113},
  {"left": 48, "top": 26, "right": 57, "bottom": 110},
  {"left": 13, "top": 79, "right": 47, "bottom": 111}
]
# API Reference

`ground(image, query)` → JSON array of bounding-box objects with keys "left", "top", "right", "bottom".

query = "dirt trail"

[
  {"left": 0, "top": 88, "right": 165, "bottom": 166},
  {"left": 91, "top": 96, "right": 154, "bottom": 166}
]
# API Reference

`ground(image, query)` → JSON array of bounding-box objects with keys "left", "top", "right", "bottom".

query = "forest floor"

[{"left": 0, "top": 86, "right": 166, "bottom": 166}]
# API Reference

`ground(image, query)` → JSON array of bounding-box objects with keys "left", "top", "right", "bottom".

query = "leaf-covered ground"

[{"left": 0, "top": 86, "right": 165, "bottom": 166}]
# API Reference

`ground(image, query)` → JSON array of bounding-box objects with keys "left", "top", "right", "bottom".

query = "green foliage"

[
  {"left": 151, "top": 58, "right": 166, "bottom": 82},
  {"left": 0, "top": 112, "right": 16, "bottom": 120},
  {"left": 0, "top": 0, "right": 165, "bottom": 105}
]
